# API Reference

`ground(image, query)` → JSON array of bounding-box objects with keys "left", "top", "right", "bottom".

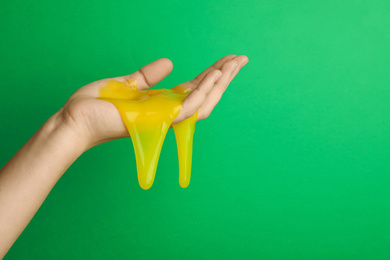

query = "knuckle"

[
  {"left": 226, "top": 60, "right": 239, "bottom": 68},
  {"left": 186, "top": 109, "right": 196, "bottom": 119},
  {"left": 212, "top": 69, "right": 222, "bottom": 77},
  {"left": 193, "top": 88, "right": 206, "bottom": 100}
]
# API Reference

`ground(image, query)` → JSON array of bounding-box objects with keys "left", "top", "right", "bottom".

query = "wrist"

[{"left": 44, "top": 109, "right": 91, "bottom": 153}]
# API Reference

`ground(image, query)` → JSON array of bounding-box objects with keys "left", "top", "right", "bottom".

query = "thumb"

[{"left": 123, "top": 58, "right": 173, "bottom": 90}]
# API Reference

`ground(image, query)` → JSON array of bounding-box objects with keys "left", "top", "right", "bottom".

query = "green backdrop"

[{"left": 1, "top": 0, "right": 390, "bottom": 259}]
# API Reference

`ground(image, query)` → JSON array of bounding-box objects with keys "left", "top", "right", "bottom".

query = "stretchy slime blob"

[{"left": 98, "top": 79, "right": 198, "bottom": 190}]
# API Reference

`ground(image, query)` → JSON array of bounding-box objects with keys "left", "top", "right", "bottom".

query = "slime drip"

[{"left": 98, "top": 79, "right": 197, "bottom": 190}]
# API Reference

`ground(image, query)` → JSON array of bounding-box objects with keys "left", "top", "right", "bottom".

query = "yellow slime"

[{"left": 98, "top": 79, "right": 197, "bottom": 190}]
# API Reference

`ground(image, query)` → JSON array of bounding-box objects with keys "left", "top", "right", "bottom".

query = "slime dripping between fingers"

[{"left": 98, "top": 78, "right": 197, "bottom": 190}]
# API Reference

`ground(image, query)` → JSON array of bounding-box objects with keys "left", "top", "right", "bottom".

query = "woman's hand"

[{"left": 60, "top": 55, "right": 249, "bottom": 149}]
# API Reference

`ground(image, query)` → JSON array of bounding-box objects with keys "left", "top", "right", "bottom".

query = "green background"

[{"left": 1, "top": 0, "right": 390, "bottom": 259}]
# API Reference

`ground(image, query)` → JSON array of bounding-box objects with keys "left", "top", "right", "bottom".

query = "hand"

[{"left": 60, "top": 55, "right": 249, "bottom": 148}]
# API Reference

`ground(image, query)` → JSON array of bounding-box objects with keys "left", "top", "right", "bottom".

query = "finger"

[
  {"left": 122, "top": 58, "right": 173, "bottom": 90},
  {"left": 228, "top": 55, "right": 249, "bottom": 82},
  {"left": 191, "top": 54, "right": 236, "bottom": 85},
  {"left": 172, "top": 69, "right": 222, "bottom": 124},
  {"left": 198, "top": 55, "right": 249, "bottom": 120}
]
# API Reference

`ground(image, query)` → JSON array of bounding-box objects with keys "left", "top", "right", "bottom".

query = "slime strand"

[{"left": 98, "top": 79, "right": 197, "bottom": 190}]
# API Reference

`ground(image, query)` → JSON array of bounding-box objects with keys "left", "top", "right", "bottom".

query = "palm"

[{"left": 62, "top": 55, "right": 248, "bottom": 147}]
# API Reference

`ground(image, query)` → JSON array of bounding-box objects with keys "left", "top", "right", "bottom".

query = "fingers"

[
  {"left": 122, "top": 58, "right": 173, "bottom": 90},
  {"left": 99, "top": 55, "right": 247, "bottom": 126},
  {"left": 173, "top": 69, "right": 222, "bottom": 124},
  {"left": 198, "top": 55, "right": 249, "bottom": 120},
  {"left": 227, "top": 55, "right": 249, "bottom": 83},
  {"left": 191, "top": 54, "right": 237, "bottom": 86}
]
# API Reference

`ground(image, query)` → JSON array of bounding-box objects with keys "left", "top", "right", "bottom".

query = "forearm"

[{"left": 0, "top": 111, "right": 88, "bottom": 258}]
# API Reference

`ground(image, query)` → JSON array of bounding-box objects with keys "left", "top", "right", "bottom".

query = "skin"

[{"left": 0, "top": 54, "right": 248, "bottom": 258}]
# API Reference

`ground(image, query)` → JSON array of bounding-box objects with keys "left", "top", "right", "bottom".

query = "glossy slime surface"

[{"left": 98, "top": 79, "right": 198, "bottom": 190}]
